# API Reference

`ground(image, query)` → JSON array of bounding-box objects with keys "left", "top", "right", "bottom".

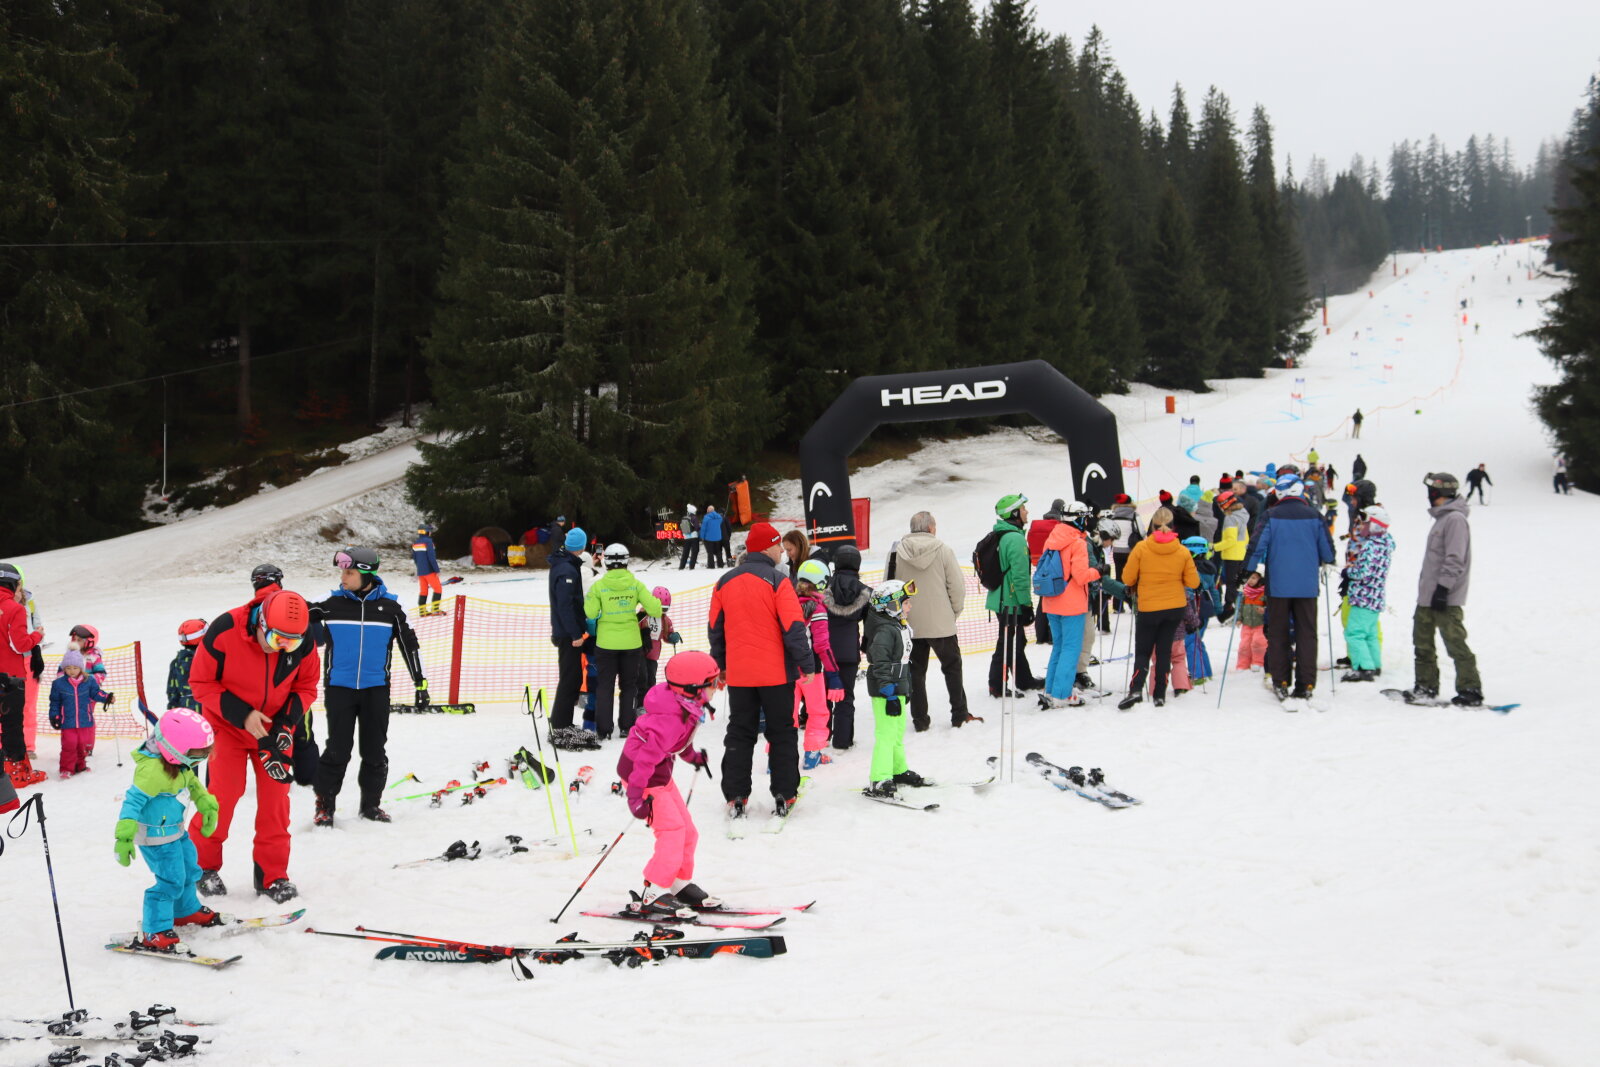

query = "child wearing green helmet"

[{"left": 862, "top": 580, "right": 926, "bottom": 798}]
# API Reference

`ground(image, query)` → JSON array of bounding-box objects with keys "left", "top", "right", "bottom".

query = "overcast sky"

[{"left": 1029, "top": 1, "right": 1600, "bottom": 181}]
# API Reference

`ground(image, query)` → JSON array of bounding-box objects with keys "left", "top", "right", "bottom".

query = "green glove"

[
  {"left": 194, "top": 792, "right": 219, "bottom": 837},
  {"left": 114, "top": 818, "right": 138, "bottom": 866}
]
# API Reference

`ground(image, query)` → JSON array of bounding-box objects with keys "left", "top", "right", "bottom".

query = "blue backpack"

[{"left": 1032, "top": 549, "right": 1066, "bottom": 598}]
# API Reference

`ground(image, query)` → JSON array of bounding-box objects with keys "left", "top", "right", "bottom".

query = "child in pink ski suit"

[
  {"left": 793, "top": 562, "right": 839, "bottom": 768},
  {"left": 1234, "top": 574, "right": 1268, "bottom": 671},
  {"left": 617, "top": 650, "right": 720, "bottom": 918}
]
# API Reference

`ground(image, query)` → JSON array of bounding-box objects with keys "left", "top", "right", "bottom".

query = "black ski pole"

[
  {"left": 7, "top": 794, "right": 76, "bottom": 1011},
  {"left": 549, "top": 816, "right": 632, "bottom": 924}
]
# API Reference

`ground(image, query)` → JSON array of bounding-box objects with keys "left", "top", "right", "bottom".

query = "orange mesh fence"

[{"left": 33, "top": 641, "right": 152, "bottom": 739}]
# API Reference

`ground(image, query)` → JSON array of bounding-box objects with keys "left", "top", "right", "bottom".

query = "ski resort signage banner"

[{"left": 800, "top": 360, "right": 1125, "bottom": 550}]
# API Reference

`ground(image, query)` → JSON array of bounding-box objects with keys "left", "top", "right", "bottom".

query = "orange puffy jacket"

[
  {"left": 1039, "top": 523, "right": 1101, "bottom": 617},
  {"left": 1120, "top": 532, "right": 1199, "bottom": 613},
  {"left": 708, "top": 553, "right": 810, "bottom": 687}
]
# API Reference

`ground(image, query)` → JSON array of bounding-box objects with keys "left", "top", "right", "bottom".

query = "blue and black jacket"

[
  {"left": 314, "top": 577, "right": 424, "bottom": 691},
  {"left": 1243, "top": 497, "right": 1336, "bottom": 598},
  {"left": 548, "top": 548, "right": 587, "bottom": 644},
  {"left": 411, "top": 535, "right": 440, "bottom": 577}
]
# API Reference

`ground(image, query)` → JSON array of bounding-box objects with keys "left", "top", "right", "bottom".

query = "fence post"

[
  {"left": 449, "top": 595, "right": 466, "bottom": 705},
  {"left": 132, "top": 641, "right": 148, "bottom": 735}
]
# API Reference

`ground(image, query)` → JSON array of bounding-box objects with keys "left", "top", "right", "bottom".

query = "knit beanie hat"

[
  {"left": 564, "top": 527, "right": 588, "bottom": 551},
  {"left": 746, "top": 522, "right": 781, "bottom": 553},
  {"left": 61, "top": 650, "right": 86, "bottom": 671}
]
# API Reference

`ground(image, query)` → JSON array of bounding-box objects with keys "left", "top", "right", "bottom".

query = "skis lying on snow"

[
  {"left": 308, "top": 925, "right": 785, "bottom": 977},
  {"left": 861, "top": 790, "right": 939, "bottom": 812},
  {"left": 625, "top": 891, "right": 815, "bottom": 918},
  {"left": 391, "top": 702, "right": 476, "bottom": 714},
  {"left": 580, "top": 909, "right": 786, "bottom": 931},
  {"left": 393, "top": 833, "right": 596, "bottom": 869},
  {"left": 104, "top": 942, "right": 241, "bottom": 969},
  {"left": 110, "top": 908, "right": 305, "bottom": 943},
  {"left": 1021, "top": 753, "right": 1139, "bottom": 809},
  {"left": 6, "top": 1006, "right": 208, "bottom": 1042},
  {"left": 1380, "top": 689, "right": 1517, "bottom": 713}
]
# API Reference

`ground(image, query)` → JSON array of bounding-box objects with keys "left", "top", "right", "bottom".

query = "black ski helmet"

[
  {"left": 1423, "top": 472, "right": 1460, "bottom": 497},
  {"left": 335, "top": 546, "right": 380, "bottom": 574},
  {"left": 251, "top": 563, "right": 284, "bottom": 591},
  {"left": 0, "top": 562, "right": 19, "bottom": 591}
]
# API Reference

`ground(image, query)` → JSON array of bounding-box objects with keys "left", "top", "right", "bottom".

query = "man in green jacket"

[
  {"left": 584, "top": 543, "right": 663, "bottom": 739},
  {"left": 987, "top": 494, "right": 1041, "bottom": 697}
]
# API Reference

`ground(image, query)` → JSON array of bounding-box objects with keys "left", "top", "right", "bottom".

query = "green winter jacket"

[
  {"left": 862, "top": 610, "right": 911, "bottom": 696},
  {"left": 983, "top": 519, "right": 1032, "bottom": 614},
  {"left": 584, "top": 569, "right": 662, "bottom": 651}
]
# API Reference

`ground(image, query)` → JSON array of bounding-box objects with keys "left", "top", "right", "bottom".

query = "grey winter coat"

[
  {"left": 1417, "top": 496, "right": 1471, "bottom": 607},
  {"left": 891, "top": 532, "right": 965, "bottom": 639}
]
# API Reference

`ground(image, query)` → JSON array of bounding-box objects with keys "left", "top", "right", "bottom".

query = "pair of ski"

[
  {"left": 391, "top": 701, "right": 476, "bottom": 714},
  {"left": 726, "top": 776, "right": 812, "bottom": 837},
  {"left": 310, "top": 923, "right": 787, "bottom": 976},
  {"left": 6, "top": 1006, "right": 208, "bottom": 1046},
  {"left": 1007, "top": 753, "right": 1142, "bottom": 809},
  {"left": 393, "top": 832, "right": 597, "bottom": 869},
  {"left": 1380, "top": 689, "right": 1518, "bottom": 714},
  {"left": 579, "top": 898, "right": 809, "bottom": 931},
  {"left": 105, "top": 908, "right": 306, "bottom": 969}
]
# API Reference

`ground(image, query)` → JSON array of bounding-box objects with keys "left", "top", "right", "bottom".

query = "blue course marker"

[{"left": 1185, "top": 437, "right": 1238, "bottom": 463}]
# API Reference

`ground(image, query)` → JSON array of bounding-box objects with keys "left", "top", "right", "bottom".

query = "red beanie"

[
  {"left": 745, "top": 522, "right": 780, "bottom": 553},
  {"left": 1158, "top": 490, "right": 1173, "bottom": 504},
  {"left": 1114, "top": 493, "right": 1131, "bottom": 505}
]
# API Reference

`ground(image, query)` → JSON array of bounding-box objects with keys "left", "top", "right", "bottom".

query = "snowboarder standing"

[
  {"left": 114, "top": 708, "right": 224, "bottom": 954},
  {"left": 1405, "top": 474, "right": 1483, "bottom": 706},
  {"left": 312, "top": 547, "right": 426, "bottom": 826},
  {"left": 618, "top": 651, "right": 721, "bottom": 919},
  {"left": 188, "top": 588, "right": 319, "bottom": 903},
  {"left": 1465, "top": 464, "right": 1491, "bottom": 504},
  {"left": 411, "top": 525, "right": 443, "bottom": 616}
]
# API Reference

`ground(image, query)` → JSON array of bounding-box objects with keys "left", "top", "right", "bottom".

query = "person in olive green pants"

[{"left": 1407, "top": 473, "right": 1483, "bottom": 706}]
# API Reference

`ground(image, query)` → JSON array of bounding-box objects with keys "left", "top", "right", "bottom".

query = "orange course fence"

[{"left": 33, "top": 571, "right": 1007, "bottom": 735}]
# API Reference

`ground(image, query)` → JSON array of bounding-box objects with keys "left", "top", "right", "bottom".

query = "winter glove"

[
  {"left": 1430, "top": 584, "right": 1450, "bottom": 611},
  {"left": 666, "top": 631, "right": 683, "bottom": 646},
  {"left": 626, "top": 788, "right": 653, "bottom": 821},
  {"left": 103, "top": 691, "right": 116, "bottom": 705},
  {"left": 878, "top": 684, "right": 896, "bottom": 698},
  {"left": 114, "top": 819, "right": 138, "bottom": 866},
  {"left": 194, "top": 791, "right": 219, "bottom": 837},
  {"left": 681, "top": 746, "right": 709, "bottom": 769},
  {"left": 49, "top": 713, "right": 62, "bottom": 730},
  {"left": 30, "top": 646, "right": 44, "bottom": 681},
  {"left": 414, "top": 679, "right": 430, "bottom": 709},
  {"left": 1018, "top": 605, "right": 1035, "bottom": 626},
  {"left": 824, "top": 670, "right": 844, "bottom": 702},
  {"left": 884, "top": 697, "right": 902, "bottom": 717}
]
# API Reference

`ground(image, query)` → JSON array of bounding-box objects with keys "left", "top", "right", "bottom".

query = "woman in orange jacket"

[
  {"left": 1116, "top": 508, "right": 1199, "bottom": 710},
  {"left": 1037, "top": 517, "right": 1100, "bottom": 707}
]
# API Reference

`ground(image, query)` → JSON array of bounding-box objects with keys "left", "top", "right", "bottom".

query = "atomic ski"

[
  {"left": 355, "top": 925, "right": 786, "bottom": 968},
  {"left": 1381, "top": 689, "right": 1516, "bottom": 713}
]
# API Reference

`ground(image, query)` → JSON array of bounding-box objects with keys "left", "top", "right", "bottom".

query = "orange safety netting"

[{"left": 32, "top": 641, "right": 151, "bottom": 739}]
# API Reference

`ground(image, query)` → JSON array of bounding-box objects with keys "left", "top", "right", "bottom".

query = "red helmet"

[
  {"left": 1216, "top": 490, "right": 1237, "bottom": 509},
  {"left": 256, "top": 590, "right": 310, "bottom": 652},
  {"left": 177, "top": 619, "right": 208, "bottom": 647},
  {"left": 664, "top": 650, "right": 719, "bottom": 699}
]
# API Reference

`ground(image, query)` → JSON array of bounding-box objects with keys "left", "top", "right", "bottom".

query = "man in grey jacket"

[
  {"left": 1406, "top": 472, "right": 1483, "bottom": 706},
  {"left": 892, "top": 512, "right": 973, "bottom": 730}
]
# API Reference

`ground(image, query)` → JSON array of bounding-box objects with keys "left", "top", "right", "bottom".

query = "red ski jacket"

[
  {"left": 707, "top": 553, "right": 809, "bottom": 687},
  {"left": 190, "top": 598, "right": 320, "bottom": 736},
  {"left": 0, "top": 587, "right": 44, "bottom": 679}
]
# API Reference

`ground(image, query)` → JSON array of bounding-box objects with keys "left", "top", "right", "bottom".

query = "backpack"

[
  {"left": 1032, "top": 548, "right": 1065, "bottom": 598},
  {"left": 972, "top": 531, "right": 1005, "bottom": 591}
]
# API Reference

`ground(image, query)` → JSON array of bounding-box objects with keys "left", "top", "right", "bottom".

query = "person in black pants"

[
  {"left": 546, "top": 526, "right": 595, "bottom": 746},
  {"left": 312, "top": 547, "right": 425, "bottom": 825},
  {"left": 821, "top": 545, "right": 870, "bottom": 749},
  {"left": 1115, "top": 509, "right": 1199, "bottom": 710},
  {"left": 1465, "top": 464, "right": 1491, "bottom": 504},
  {"left": 677, "top": 506, "right": 701, "bottom": 569}
]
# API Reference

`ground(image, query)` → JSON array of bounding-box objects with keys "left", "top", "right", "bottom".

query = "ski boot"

[
  {"left": 1341, "top": 669, "right": 1378, "bottom": 682},
  {"left": 950, "top": 711, "right": 984, "bottom": 728},
  {"left": 195, "top": 869, "right": 227, "bottom": 897},
  {"left": 634, "top": 886, "right": 696, "bottom": 920},
  {"left": 255, "top": 866, "right": 298, "bottom": 904},
  {"left": 1451, "top": 689, "right": 1484, "bottom": 708},
  {"left": 674, "top": 882, "right": 724, "bottom": 910},
  {"left": 1116, "top": 690, "right": 1143, "bottom": 711},
  {"left": 1038, "top": 692, "right": 1085, "bottom": 710},
  {"left": 7, "top": 758, "right": 47, "bottom": 788},
  {"left": 134, "top": 929, "right": 185, "bottom": 953},
  {"left": 1401, "top": 684, "right": 1439, "bottom": 704},
  {"left": 892, "top": 769, "right": 930, "bottom": 788},
  {"left": 802, "top": 750, "right": 832, "bottom": 770},
  {"left": 863, "top": 780, "right": 897, "bottom": 798},
  {"left": 772, "top": 794, "right": 797, "bottom": 819},
  {"left": 1075, "top": 672, "right": 1109, "bottom": 697},
  {"left": 360, "top": 805, "right": 391, "bottom": 823},
  {"left": 175, "top": 905, "right": 234, "bottom": 928},
  {"left": 313, "top": 794, "right": 334, "bottom": 828},
  {"left": 1270, "top": 683, "right": 1291, "bottom": 703}
]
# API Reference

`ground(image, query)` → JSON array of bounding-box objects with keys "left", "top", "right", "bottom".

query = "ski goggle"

[
  {"left": 263, "top": 628, "right": 305, "bottom": 653},
  {"left": 334, "top": 551, "right": 378, "bottom": 572}
]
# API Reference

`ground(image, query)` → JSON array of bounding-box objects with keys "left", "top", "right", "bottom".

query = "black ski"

[{"left": 1022, "top": 753, "right": 1133, "bottom": 809}]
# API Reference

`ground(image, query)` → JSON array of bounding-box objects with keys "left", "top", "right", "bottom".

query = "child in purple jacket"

[{"left": 617, "top": 651, "right": 720, "bottom": 920}]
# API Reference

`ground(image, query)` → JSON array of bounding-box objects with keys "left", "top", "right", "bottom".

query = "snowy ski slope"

[{"left": 2, "top": 243, "right": 1594, "bottom": 1066}]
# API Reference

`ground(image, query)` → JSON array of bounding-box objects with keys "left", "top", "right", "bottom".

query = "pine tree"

[
  {"left": 1193, "top": 87, "right": 1274, "bottom": 376},
  {"left": 0, "top": 0, "right": 155, "bottom": 553},
  {"left": 1166, "top": 85, "right": 1195, "bottom": 199},
  {"left": 1247, "top": 106, "right": 1312, "bottom": 362},
  {"left": 1139, "top": 184, "right": 1221, "bottom": 390},
  {"left": 411, "top": 0, "right": 758, "bottom": 542}
]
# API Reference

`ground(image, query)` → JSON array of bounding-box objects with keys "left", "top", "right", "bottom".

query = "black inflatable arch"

[{"left": 800, "top": 360, "right": 1125, "bottom": 549}]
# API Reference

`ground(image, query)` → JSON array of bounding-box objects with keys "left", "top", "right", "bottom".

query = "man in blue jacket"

[
  {"left": 312, "top": 548, "right": 426, "bottom": 825},
  {"left": 547, "top": 527, "right": 596, "bottom": 747},
  {"left": 699, "top": 505, "right": 726, "bottom": 568},
  {"left": 1244, "top": 475, "right": 1336, "bottom": 704}
]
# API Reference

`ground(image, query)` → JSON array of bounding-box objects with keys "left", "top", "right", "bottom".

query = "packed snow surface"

[{"left": 3, "top": 245, "right": 1595, "bottom": 1066}]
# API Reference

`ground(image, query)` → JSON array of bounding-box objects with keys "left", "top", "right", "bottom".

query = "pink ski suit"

[
  {"left": 617, "top": 683, "right": 709, "bottom": 888},
  {"left": 793, "top": 592, "right": 839, "bottom": 752}
]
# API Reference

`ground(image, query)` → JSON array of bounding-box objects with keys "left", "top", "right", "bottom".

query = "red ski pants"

[{"left": 190, "top": 717, "right": 291, "bottom": 883}]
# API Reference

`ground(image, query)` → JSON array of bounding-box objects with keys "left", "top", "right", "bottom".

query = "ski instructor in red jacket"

[{"left": 188, "top": 586, "right": 319, "bottom": 903}]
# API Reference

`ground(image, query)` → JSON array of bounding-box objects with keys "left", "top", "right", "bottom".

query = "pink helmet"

[
  {"left": 153, "top": 708, "right": 214, "bottom": 766},
  {"left": 652, "top": 585, "right": 672, "bottom": 609}
]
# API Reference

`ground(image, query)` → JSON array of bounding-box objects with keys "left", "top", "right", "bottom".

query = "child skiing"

[
  {"left": 618, "top": 651, "right": 720, "bottom": 919},
  {"left": 793, "top": 560, "right": 839, "bottom": 769},
  {"left": 1234, "top": 573, "right": 1269, "bottom": 671},
  {"left": 1341, "top": 506, "right": 1394, "bottom": 682},
  {"left": 114, "top": 708, "right": 224, "bottom": 954},
  {"left": 1182, "top": 536, "right": 1217, "bottom": 688},
  {"left": 863, "top": 580, "right": 923, "bottom": 798},
  {"left": 167, "top": 619, "right": 207, "bottom": 713},
  {"left": 411, "top": 524, "right": 443, "bottom": 616},
  {"left": 50, "top": 650, "right": 114, "bottom": 777}
]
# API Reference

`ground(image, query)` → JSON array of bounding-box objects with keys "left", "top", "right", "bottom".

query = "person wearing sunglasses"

[
  {"left": 186, "top": 586, "right": 320, "bottom": 904},
  {"left": 310, "top": 548, "right": 426, "bottom": 827}
]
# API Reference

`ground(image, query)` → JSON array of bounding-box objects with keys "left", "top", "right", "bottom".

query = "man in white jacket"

[{"left": 891, "top": 512, "right": 974, "bottom": 730}]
